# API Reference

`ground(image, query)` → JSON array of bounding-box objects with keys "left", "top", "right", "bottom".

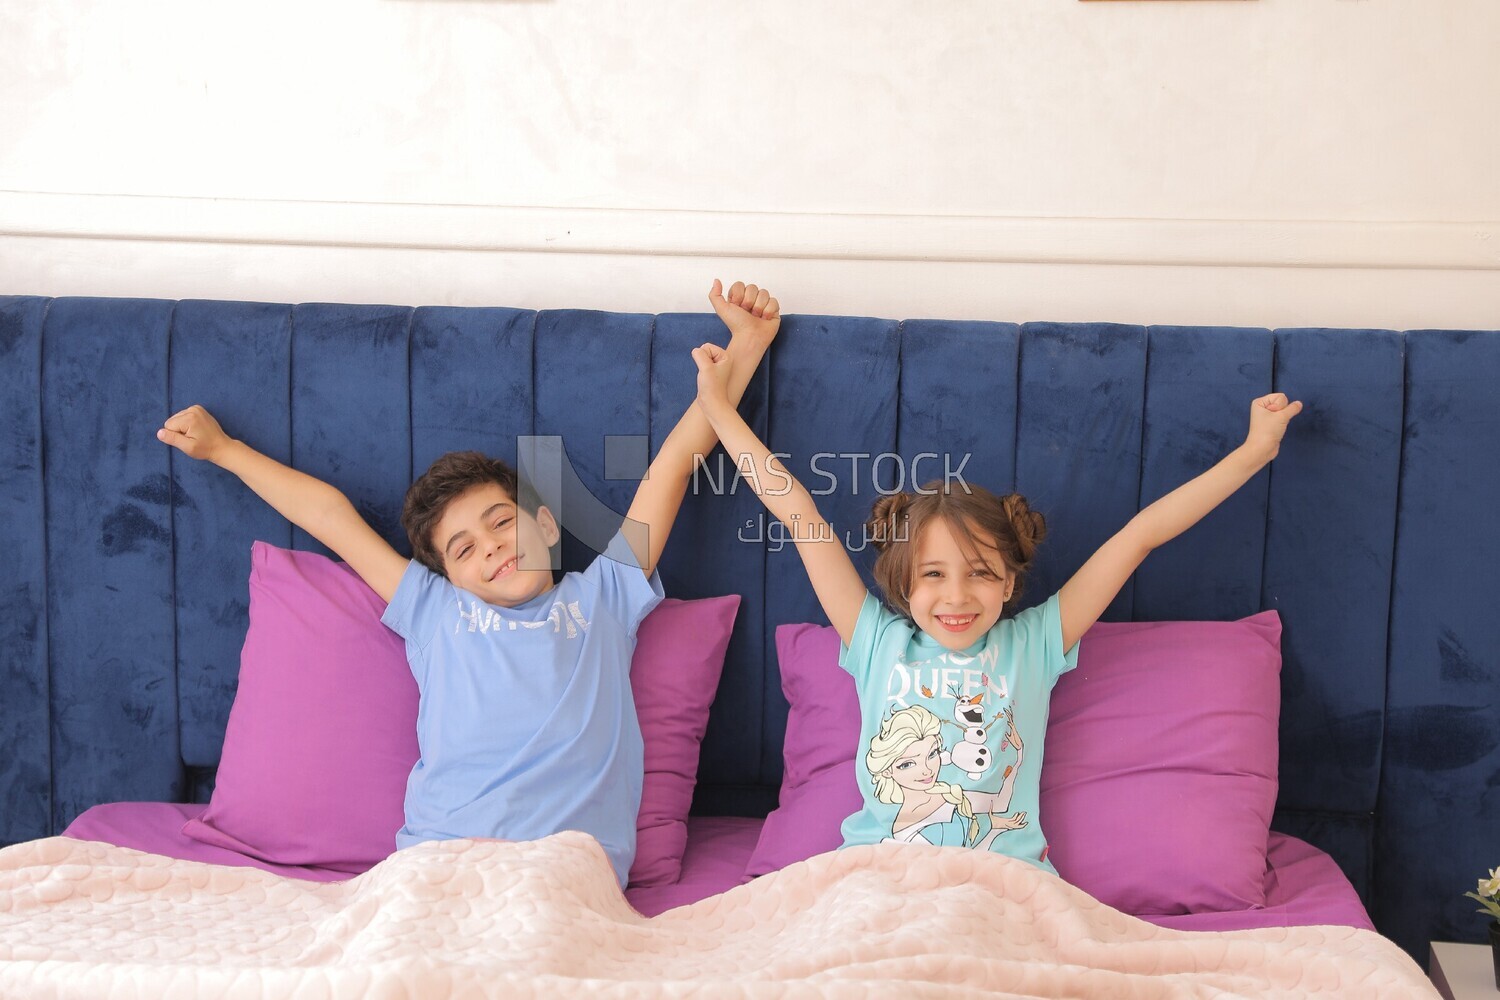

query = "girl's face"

[
  {"left": 907, "top": 517, "right": 1014, "bottom": 650},
  {"left": 883, "top": 734, "right": 943, "bottom": 792}
]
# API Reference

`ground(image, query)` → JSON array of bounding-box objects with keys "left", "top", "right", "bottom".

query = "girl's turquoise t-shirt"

[{"left": 837, "top": 591, "right": 1078, "bottom": 874}]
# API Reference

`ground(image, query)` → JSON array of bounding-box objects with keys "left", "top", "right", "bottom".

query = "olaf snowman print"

[{"left": 939, "top": 675, "right": 1017, "bottom": 781}]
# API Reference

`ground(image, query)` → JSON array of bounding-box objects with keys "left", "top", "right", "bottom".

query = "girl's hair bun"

[
  {"left": 1000, "top": 492, "right": 1047, "bottom": 563},
  {"left": 866, "top": 492, "right": 913, "bottom": 551}
]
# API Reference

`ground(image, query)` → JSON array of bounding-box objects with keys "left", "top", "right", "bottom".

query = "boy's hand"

[
  {"left": 691, "top": 342, "right": 734, "bottom": 413},
  {"left": 1246, "top": 392, "right": 1304, "bottom": 462},
  {"left": 158, "top": 404, "right": 232, "bottom": 463},
  {"left": 709, "top": 279, "right": 781, "bottom": 345}
]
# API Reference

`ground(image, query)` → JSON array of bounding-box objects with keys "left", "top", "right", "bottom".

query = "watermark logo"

[
  {"left": 691, "top": 451, "right": 972, "bottom": 497},
  {"left": 735, "top": 511, "right": 910, "bottom": 552},
  {"left": 513, "top": 436, "right": 974, "bottom": 563}
]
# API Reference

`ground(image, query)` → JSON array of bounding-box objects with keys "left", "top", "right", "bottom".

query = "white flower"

[{"left": 1465, "top": 869, "right": 1500, "bottom": 922}]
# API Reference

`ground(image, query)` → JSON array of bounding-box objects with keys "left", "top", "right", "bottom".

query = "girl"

[{"left": 691, "top": 340, "right": 1302, "bottom": 874}]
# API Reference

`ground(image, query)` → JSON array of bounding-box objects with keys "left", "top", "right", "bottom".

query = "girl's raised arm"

[
  {"left": 691, "top": 343, "right": 867, "bottom": 646},
  {"left": 1056, "top": 392, "right": 1303, "bottom": 652}
]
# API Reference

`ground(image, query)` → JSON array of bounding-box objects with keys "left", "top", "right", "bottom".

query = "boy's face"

[{"left": 435, "top": 483, "right": 560, "bottom": 607}]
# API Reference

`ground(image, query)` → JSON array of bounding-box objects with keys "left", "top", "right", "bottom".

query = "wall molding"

[{"left": 3, "top": 190, "right": 1497, "bottom": 271}]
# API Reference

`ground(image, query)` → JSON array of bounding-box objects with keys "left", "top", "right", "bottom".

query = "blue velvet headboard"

[{"left": 1, "top": 295, "right": 1495, "bottom": 963}]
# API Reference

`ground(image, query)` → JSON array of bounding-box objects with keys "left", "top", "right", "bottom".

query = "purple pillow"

[
  {"left": 1041, "top": 612, "right": 1282, "bottom": 915},
  {"left": 182, "top": 542, "right": 739, "bottom": 887},
  {"left": 746, "top": 611, "right": 1283, "bottom": 918},
  {"left": 744, "top": 623, "right": 862, "bottom": 878},
  {"left": 181, "top": 542, "right": 418, "bottom": 872},
  {"left": 628, "top": 593, "right": 740, "bottom": 887}
]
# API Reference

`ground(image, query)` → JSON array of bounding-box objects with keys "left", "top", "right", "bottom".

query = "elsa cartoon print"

[{"left": 865, "top": 704, "right": 1028, "bottom": 850}]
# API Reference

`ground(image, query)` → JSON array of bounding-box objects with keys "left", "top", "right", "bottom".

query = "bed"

[
  {"left": 61, "top": 805, "right": 1374, "bottom": 931},
  {"left": 2, "top": 295, "right": 1495, "bottom": 995}
]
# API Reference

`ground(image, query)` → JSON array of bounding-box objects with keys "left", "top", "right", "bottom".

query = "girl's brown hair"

[{"left": 865, "top": 481, "right": 1045, "bottom": 619}]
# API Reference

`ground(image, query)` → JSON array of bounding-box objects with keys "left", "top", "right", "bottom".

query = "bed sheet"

[
  {"left": 1143, "top": 833, "right": 1376, "bottom": 933},
  {"left": 63, "top": 803, "right": 1373, "bottom": 929},
  {"left": 63, "top": 802, "right": 350, "bottom": 883}
]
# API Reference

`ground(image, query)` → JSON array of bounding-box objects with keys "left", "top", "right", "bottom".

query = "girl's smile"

[{"left": 934, "top": 613, "right": 979, "bottom": 633}]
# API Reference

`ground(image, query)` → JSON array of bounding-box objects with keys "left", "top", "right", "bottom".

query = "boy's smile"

[{"left": 436, "top": 483, "right": 560, "bottom": 607}]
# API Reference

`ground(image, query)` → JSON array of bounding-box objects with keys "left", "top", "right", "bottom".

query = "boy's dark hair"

[
  {"left": 865, "top": 481, "right": 1046, "bottom": 620},
  {"left": 402, "top": 451, "right": 544, "bottom": 576}
]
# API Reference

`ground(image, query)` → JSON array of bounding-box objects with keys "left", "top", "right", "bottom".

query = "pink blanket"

[{"left": 0, "top": 833, "right": 1436, "bottom": 998}]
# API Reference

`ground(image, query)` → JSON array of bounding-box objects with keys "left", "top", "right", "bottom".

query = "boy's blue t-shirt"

[
  {"left": 837, "top": 591, "right": 1078, "bottom": 875},
  {"left": 380, "top": 533, "right": 663, "bottom": 888}
]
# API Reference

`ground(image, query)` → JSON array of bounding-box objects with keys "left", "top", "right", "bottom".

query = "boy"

[{"left": 158, "top": 280, "right": 781, "bottom": 887}]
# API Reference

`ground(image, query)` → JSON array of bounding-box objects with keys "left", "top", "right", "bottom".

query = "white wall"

[{"left": 2, "top": 0, "right": 1497, "bottom": 327}]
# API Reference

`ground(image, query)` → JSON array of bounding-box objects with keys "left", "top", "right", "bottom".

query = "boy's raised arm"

[
  {"left": 619, "top": 280, "right": 778, "bottom": 578},
  {"left": 158, "top": 405, "right": 408, "bottom": 603}
]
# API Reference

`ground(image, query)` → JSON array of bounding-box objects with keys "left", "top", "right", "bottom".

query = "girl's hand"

[
  {"left": 157, "top": 404, "right": 232, "bottom": 463},
  {"left": 692, "top": 342, "right": 734, "bottom": 413},
  {"left": 709, "top": 279, "right": 781, "bottom": 346},
  {"left": 1246, "top": 392, "right": 1304, "bottom": 462}
]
